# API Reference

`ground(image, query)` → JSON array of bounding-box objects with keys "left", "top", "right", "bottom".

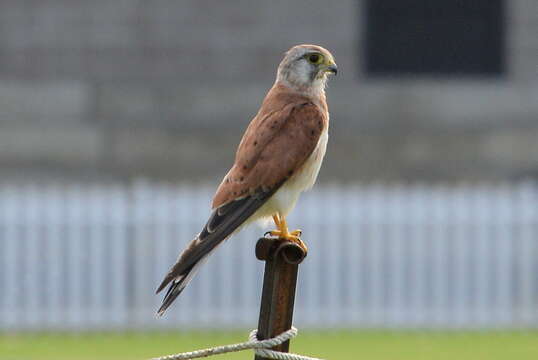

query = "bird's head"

[{"left": 276, "top": 44, "right": 337, "bottom": 94}]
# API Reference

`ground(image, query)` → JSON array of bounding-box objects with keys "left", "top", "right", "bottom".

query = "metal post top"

[
  {"left": 255, "top": 237, "right": 306, "bottom": 265},
  {"left": 254, "top": 237, "right": 305, "bottom": 359}
]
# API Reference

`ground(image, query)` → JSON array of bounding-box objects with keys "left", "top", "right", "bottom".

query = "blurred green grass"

[{"left": 1, "top": 331, "right": 538, "bottom": 360}]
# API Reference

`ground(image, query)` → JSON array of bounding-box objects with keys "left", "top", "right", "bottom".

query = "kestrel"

[{"left": 156, "top": 44, "right": 337, "bottom": 315}]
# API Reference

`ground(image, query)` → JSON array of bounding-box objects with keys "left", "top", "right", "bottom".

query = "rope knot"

[
  {"left": 150, "top": 326, "right": 324, "bottom": 360},
  {"left": 248, "top": 326, "right": 297, "bottom": 348}
]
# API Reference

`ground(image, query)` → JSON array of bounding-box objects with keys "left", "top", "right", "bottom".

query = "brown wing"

[
  {"left": 212, "top": 101, "right": 327, "bottom": 208},
  {"left": 155, "top": 101, "right": 327, "bottom": 314}
]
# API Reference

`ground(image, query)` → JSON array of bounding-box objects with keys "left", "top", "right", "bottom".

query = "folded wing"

[{"left": 156, "top": 101, "right": 326, "bottom": 315}]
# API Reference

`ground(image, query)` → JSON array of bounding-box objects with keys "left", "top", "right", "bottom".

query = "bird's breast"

[
  {"left": 252, "top": 127, "right": 329, "bottom": 222},
  {"left": 287, "top": 127, "right": 329, "bottom": 192}
]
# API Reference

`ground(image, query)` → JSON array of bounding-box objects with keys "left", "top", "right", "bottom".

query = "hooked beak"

[{"left": 325, "top": 63, "right": 338, "bottom": 75}]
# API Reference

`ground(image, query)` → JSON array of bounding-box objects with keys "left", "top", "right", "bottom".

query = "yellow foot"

[
  {"left": 266, "top": 214, "right": 308, "bottom": 254},
  {"left": 266, "top": 229, "right": 307, "bottom": 254},
  {"left": 290, "top": 229, "right": 302, "bottom": 237}
]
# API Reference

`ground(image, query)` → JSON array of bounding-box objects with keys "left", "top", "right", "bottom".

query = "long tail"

[
  {"left": 156, "top": 258, "right": 203, "bottom": 316},
  {"left": 155, "top": 234, "right": 219, "bottom": 316},
  {"left": 155, "top": 186, "right": 280, "bottom": 315},
  {"left": 156, "top": 270, "right": 193, "bottom": 316}
]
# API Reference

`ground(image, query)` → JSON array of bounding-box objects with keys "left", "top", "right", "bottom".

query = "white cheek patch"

[{"left": 290, "top": 61, "right": 312, "bottom": 85}]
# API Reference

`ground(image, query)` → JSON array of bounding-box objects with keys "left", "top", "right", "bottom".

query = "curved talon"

[
  {"left": 267, "top": 214, "right": 308, "bottom": 254},
  {"left": 290, "top": 229, "right": 302, "bottom": 237},
  {"left": 267, "top": 231, "right": 307, "bottom": 254},
  {"left": 272, "top": 230, "right": 302, "bottom": 242},
  {"left": 266, "top": 230, "right": 288, "bottom": 238}
]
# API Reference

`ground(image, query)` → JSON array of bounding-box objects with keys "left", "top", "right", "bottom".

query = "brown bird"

[{"left": 156, "top": 44, "right": 337, "bottom": 315}]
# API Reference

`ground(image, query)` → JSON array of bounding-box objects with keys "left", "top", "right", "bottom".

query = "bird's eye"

[{"left": 307, "top": 54, "right": 322, "bottom": 64}]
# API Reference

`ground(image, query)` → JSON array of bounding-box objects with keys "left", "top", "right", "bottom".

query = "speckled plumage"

[
  {"left": 156, "top": 44, "right": 336, "bottom": 315},
  {"left": 212, "top": 84, "right": 328, "bottom": 209}
]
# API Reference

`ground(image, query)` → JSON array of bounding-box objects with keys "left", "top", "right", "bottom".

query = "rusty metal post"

[{"left": 254, "top": 237, "right": 307, "bottom": 360}]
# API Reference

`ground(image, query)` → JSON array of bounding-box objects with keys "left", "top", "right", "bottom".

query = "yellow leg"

[
  {"left": 267, "top": 214, "right": 307, "bottom": 253},
  {"left": 272, "top": 214, "right": 281, "bottom": 228}
]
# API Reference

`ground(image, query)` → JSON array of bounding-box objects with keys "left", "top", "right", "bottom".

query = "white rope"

[{"left": 150, "top": 327, "right": 325, "bottom": 360}]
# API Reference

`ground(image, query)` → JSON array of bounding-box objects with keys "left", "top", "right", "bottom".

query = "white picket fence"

[{"left": 0, "top": 181, "right": 537, "bottom": 331}]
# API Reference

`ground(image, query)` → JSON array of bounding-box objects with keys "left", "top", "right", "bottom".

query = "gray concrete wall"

[{"left": 0, "top": 0, "right": 536, "bottom": 182}]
